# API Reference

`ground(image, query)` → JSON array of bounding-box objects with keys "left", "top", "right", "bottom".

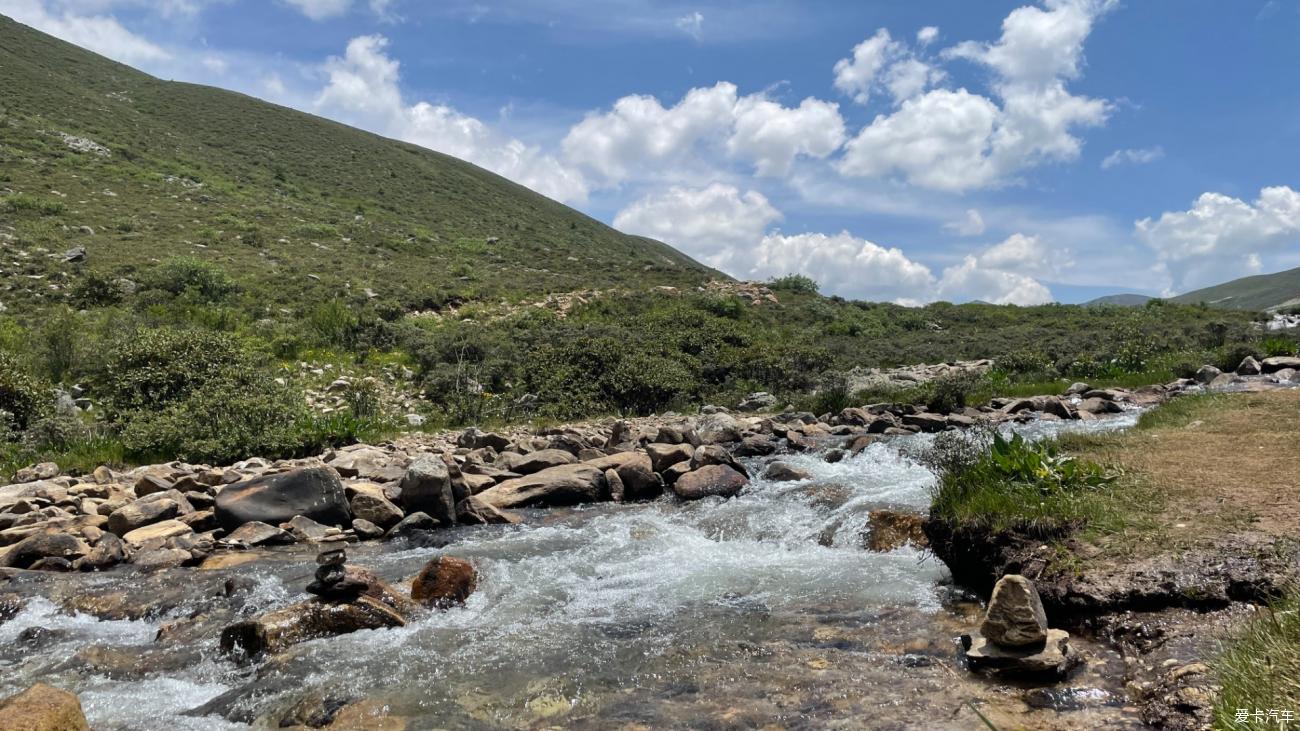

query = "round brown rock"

[
  {"left": 671, "top": 464, "right": 749, "bottom": 501},
  {"left": 411, "top": 556, "right": 478, "bottom": 609}
]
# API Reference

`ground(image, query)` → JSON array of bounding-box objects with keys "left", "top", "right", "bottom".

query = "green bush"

[
  {"left": 141, "top": 257, "right": 237, "bottom": 303},
  {"left": 0, "top": 352, "right": 47, "bottom": 432},
  {"left": 1261, "top": 337, "right": 1297, "bottom": 358},
  {"left": 121, "top": 371, "right": 306, "bottom": 464},
  {"left": 768, "top": 274, "right": 819, "bottom": 295},
  {"left": 925, "top": 370, "right": 982, "bottom": 413},
  {"left": 995, "top": 349, "right": 1053, "bottom": 376},
  {"left": 38, "top": 308, "right": 82, "bottom": 384},
  {"left": 70, "top": 271, "right": 125, "bottom": 308},
  {"left": 96, "top": 328, "right": 248, "bottom": 415}
]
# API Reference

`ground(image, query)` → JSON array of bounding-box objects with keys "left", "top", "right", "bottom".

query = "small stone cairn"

[{"left": 961, "top": 574, "right": 1081, "bottom": 681}]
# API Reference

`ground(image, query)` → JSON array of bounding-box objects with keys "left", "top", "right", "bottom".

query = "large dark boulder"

[
  {"left": 672, "top": 465, "right": 749, "bottom": 501},
  {"left": 215, "top": 467, "right": 350, "bottom": 532}
]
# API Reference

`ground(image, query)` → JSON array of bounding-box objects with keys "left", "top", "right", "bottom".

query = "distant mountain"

[
  {"left": 1084, "top": 293, "right": 1154, "bottom": 307},
  {"left": 1170, "top": 266, "right": 1300, "bottom": 311},
  {"left": 0, "top": 14, "right": 721, "bottom": 319}
]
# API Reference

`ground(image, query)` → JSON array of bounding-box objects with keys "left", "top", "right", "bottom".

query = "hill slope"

[
  {"left": 1084, "top": 293, "right": 1154, "bottom": 307},
  {"left": 0, "top": 15, "right": 720, "bottom": 318},
  {"left": 1171, "top": 267, "right": 1300, "bottom": 311}
]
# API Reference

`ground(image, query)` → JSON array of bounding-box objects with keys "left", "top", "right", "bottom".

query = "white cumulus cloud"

[
  {"left": 944, "top": 208, "right": 986, "bottom": 236},
  {"left": 750, "top": 231, "right": 938, "bottom": 305},
  {"left": 612, "top": 184, "right": 781, "bottom": 270},
  {"left": 1136, "top": 186, "right": 1300, "bottom": 294},
  {"left": 283, "top": 0, "right": 351, "bottom": 20},
  {"left": 839, "top": 0, "right": 1113, "bottom": 192},
  {"left": 314, "top": 35, "right": 588, "bottom": 203},
  {"left": 675, "top": 11, "right": 703, "bottom": 40},
  {"left": 562, "top": 82, "right": 845, "bottom": 184}
]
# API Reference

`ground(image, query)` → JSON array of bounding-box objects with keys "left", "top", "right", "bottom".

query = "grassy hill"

[
  {"left": 1084, "top": 293, "right": 1154, "bottom": 307},
  {"left": 0, "top": 14, "right": 720, "bottom": 322},
  {"left": 1171, "top": 266, "right": 1300, "bottom": 311}
]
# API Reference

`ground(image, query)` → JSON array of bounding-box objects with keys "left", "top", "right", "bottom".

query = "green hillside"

[
  {"left": 1084, "top": 293, "right": 1154, "bottom": 307},
  {"left": 0, "top": 14, "right": 719, "bottom": 322},
  {"left": 1171, "top": 266, "right": 1300, "bottom": 311}
]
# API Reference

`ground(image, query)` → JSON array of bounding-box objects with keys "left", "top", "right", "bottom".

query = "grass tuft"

[{"left": 1213, "top": 583, "right": 1300, "bottom": 729}]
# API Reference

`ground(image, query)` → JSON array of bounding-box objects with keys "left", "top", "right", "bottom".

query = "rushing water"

[{"left": 0, "top": 412, "right": 1144, "bottom": 730}]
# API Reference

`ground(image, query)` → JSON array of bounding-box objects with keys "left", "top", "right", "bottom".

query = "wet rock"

[
  {"left": 0, "top": 532, "right": 90, "bottom": 569},
  {"left": 733, "top": 435, "right": 778, "bottom": 457},
  {"left": 603, "top": 467, "right": 625, "bottom": 501},
  {"left": 397, "top": 455, "right": 456, "bottom": 524},
  {"left": 585, "top": 452, "right": 661, "bottom": 501},
  {"left": 645, "top": 443, "right": 694, "bottom": 473},
  {"left": 386, "top": 511, "right": 437, "bottom": 538},
  {"left": 223, "top": 520, "right": 294, "bottom": 547},
  {"left": 73, "top": 533, "right": 126, "bottom": 571},
  {"left": 215, "top": 467, "right": 350, "bottom": 531},
  {"left": 132, "top": 547, "right": 191, "bottom": 571},
  {"left": 496, "top": 449, "right": 576, "bottom": 475},
  {"left": 28, "top": 557, "right": 74, "bottom": 572},
  {"left": 846, "top": 434, "right": 880, "bottom": 455},
  {"left": 1261, "top": 355, "right": 1300, "bottom": 373},
  {"left": 474, "top": 463, "right": 608, "bottom": 509},
  {"left": 122, "top": 519, "right": 192, "bottom": 549},
  {"left": 1077, "top": 397, "right": 1123, "bottom": 415},
  {"left": 1194, "top": 365, "right": 1221, "bottom": 384},
  {"left": 900, "top": 412, "right": 948, "bottom": 433},
  {"left": 0, "top": 683, "right": 90, "bottom": 731},
  {"left": 456, "top": 495, "right": 521, "bottom": 525},
  {"left": 690, "top": 444, "right": 749, "bottom": 478},
  {"left": 17, "top": 626, "right": 71, "bottom": 650},
  {"left": 411, "top": 555, "right": 478, "bottom": 609},
  {"left": 283, "top": 515, "right": 334, "bottom": 542},
  {"left": 962, "top": 628, "right": 1080, "bottom": 681},
  {"left": 672, "top": 465, "right": 749, "bottom": 500},
  {"left": 349, "top": 493, "right": 403, "bottom": 530},
  {"left": 1236, "top": 355, "right": 1262, "bottom": 375},
  {"left": 864, "top": 510, "right": 927, "bottom": 552},
  {"left": 981, "top": 574, "right": 1049, "bottom": 647},
  {"left": 762, "top": 462, "right": 811, "bottom": 482},
  {"left": 351, "top": 518, "right": 384, "bottom": 540},
  {"left": 823, "top": 448, "right": 846, "bottom": 464},
  {"left": 220, "top": 595, "right": 406, "bottom": 659}
]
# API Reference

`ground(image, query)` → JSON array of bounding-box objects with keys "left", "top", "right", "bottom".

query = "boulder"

[
  {"left": 901, "top": 412, "right": 949, "bottom": 433},
  {"left": 327, "top": 447, "right": 406, "bottom": 482},
  {"left": 496, "top": 449, "right": 576, "bottom": 475},
  {"left": 0, "top": 532, "right": 91, "bottom": 569},
  {"left": 385, "top": 511, "right": 437, "bottom": 538},
  {"left": 73, "top": 533, "right": 127, "bottom": 572},
  {"left": 12, "top": 463, "right": 60, "bottom": 484},
  {"left": 351, "top": 518, "right": 384, "bottom": 540},
  {"left": 585, "top": 452, "right": 661, "bottom": 501},
  {"left": 695, "top": 412, "right": 745, "bottom": 443},
  {"left": 456, "top": 496, "right": 521, "bottom": 525},
  {"left": 215, "top": 467, "right": 350, "bottom": 532},
  {"left": 349, "top": 493, "right": 403, "bottom": 530},
  {"left": 1236, "top": 356, "right": 1262, "bottom": 376},
  {"left": 1077, "top": 397, "right": 1122, "bottom": 415},
  {"left": 846, "top": 434, "right": 880, "bottom": 455},
  {"left": 672, "top": 465, "right": 749, "bottom": 501},
  {"left": 283, "top": 515, "right": 332, "bottom": 543},
  {"left": 410, "top": 556, "right": 478, "bottom": 609},
  {"left": 222, "top": 521, "right": 294, "bottom": 547},
  {"left": 122, "top": 519, "right": 192, "bottom": 549},
  {"left": 1194, "top": 365, "right": 1221, "bottom": 384},
  {"left": 133, "top": 473, "right": 174, "bottom": 497},
  {"left": 0, "top": 683, "right": 90, "bottom": 731},
  {"left": 733, "top": 435, "right": 778, "bottom": 457},
  {"left": 645, "top": 443, "right": 694, "bottom": 473},
  {"left": 762, "top": 462, "right": 811, "bottom": 482},
  {"left": 690, "top": 444, "right": 750, "bottom": 478},
  {"left": 981, "top": 574, "right": 1049, "bottom": 648},
  {"left": 456, "top": 428, "right": 511, "bottom": 451},
  {"left": 106, "top": 491, "right": 192, "bottom": 536},
  {"left": 962, "top": 628, "right": 1080, "bottom": 681},
  {"left": 397, "top": 456, "right": 456, "bottom": 525},
  {"left": 1261, "top": 356, "right": 1300, "bottom": 373},
  {"left": 836, "top": 407, "right": 872, "bottom": 426},
  {"left": 737, "top": 392, "right": 778, "bottom": 412},
  {"left": 474, "top": 464, "right": 608, "bottom": 509},
  {"left": 1064, "top": 382, "right": 1091, "bottom": 396}
]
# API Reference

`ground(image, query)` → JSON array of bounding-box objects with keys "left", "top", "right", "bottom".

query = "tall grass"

[{"left": 1212, "top": 583, "right": 1300, "bottom": 728}]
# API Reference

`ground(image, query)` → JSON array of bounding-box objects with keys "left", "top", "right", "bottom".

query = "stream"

[{"left": 0, "top": 411, "right": 1144, "bottom": 730}]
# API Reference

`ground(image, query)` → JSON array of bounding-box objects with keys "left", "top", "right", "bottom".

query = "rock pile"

[{"left": 961, "top": 574, "right": 1081, "bottom": 682}]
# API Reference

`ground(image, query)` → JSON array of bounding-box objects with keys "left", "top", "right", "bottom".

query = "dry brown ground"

[{"left": 1077, "top": 389, "right": 1300, "bottom": 552}]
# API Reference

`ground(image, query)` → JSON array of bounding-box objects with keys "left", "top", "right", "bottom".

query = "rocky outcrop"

[
  {"left": 215, "top": 467, "right": 350, "bottom": 531},
  {"left": 0, "top": 683, "right": 91, "bottom": 731}
]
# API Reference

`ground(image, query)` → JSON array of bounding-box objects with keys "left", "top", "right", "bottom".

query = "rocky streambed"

[{"left": 1, "top": 369, "right": 1296, "bottom": 729}]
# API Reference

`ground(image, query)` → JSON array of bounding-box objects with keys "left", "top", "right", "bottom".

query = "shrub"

[
  {"left": 141, "top": 257, "right": 237, "bottom": 303},
  {"left": 995, "top": 349, "right": 1054, "bottom": 376},
  {"left": 1260, "top": 337, "right": 1297, "bottom": 358},
  {"left": 121, "top": 372, "right": 306, "bottom": 464},
  {"left": 38, "top": 308, "right": 82, "bottom": 384},
  {"left": 768, "top": 274, "right": 819, "bottom": 295},
  {"left": 0, "top": 353, "right": 47, "bottom": 432},
  {"left": 2, "top": 193, "right": 64, "bottom": 216},
  {"left": 70, "top": 270, "right": 125, "bottom": 308},
  {"left": 925, "top": 370, "right": 982, "bottom": 413},
  {"left": 96, "top": 327, "right": 249, "bottom": 415},
  {"left": 308, "top": 300, "right": 360, "bottom": 348}
]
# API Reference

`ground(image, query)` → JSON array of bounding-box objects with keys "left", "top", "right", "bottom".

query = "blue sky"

[{"left": 5, "top": 0, "right": 1300, "bottom": 304}]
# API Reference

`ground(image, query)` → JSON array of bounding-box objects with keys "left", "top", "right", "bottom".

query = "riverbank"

[{"left": 926, "top": 388, "right": 1300, "bottom": 729}]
